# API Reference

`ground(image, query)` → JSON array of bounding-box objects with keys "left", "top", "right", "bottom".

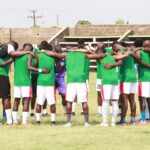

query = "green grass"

[{"left": 0, "top": 72, "right": 149, "bottom": 150}]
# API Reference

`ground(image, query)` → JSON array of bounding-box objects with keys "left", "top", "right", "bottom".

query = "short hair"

[
  {"left": 134, "top": 39, "right": 144, "bottom": 47},
  {"left": 120, "top": 42, "right": 130, "bottom": 47},
  {"left": 39, "top": 41, "right": 51, "bottom": 50},
  {"left": 23, "top": 43, "right": 33, "bottom": 51},
  {"left": 9, "top": 40, "right": 18, "bottom": 51},
  {"left": 0, "top": 44, "right": 8, "bottom": 58},
  {"left": 112, "top": 42, "right": 120, "bottom": 47},
  {"left": 78, "top": 39, "right": 85, "bottom": 45}
]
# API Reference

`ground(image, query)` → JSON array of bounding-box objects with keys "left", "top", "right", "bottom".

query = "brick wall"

[
  {"left": 0, "top": 27, "right": 62, "bottom": 47},
  {"left": 70, "top": 25, "right": 150, "bottom": 36}
]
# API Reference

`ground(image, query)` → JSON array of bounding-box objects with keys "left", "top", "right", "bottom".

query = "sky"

[{"left": 0, "top": 0, "right": 149, "bottom": 27}]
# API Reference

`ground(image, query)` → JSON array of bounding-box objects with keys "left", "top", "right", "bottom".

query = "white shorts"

[
  {"left": 96, "top": 79, "right": 102, "bottom": 92},
  {"left": 101, "top": 85, "right": 119, "bottom": 100},
  {"left": 138, "top": 82, "right": 150, "bottom": 98},
  {"left": 120, "top": 82, "right": 137, "bottom": 94},
  {"left": 66, "top": 83, "right": 87, "bottom": 103},
  {"left": 14, "top": 86, "right": 32, "bottom": 98},
  {"left": 86, "top": 80, "right": 89, "bottom": 92},
  {"left": 37, "top": 86, "right": 56, "bottom": 106}
]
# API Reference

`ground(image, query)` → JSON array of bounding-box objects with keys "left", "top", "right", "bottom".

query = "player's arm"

[
  {"left": 8, "top": 44, "right": 34, "bottom": 57},
  {"left": 43, "top": 50, "right": 66, "bottom": 59},
  {"left": 27, "top": 54, "right": 50, "bottom": 73},
  {"left": 72, "top": 48, "right": 95, "bottom": 54},
  {"left": 104, "top": 60, "right": 123, "bottom": 70},
  {"left": 138, "top": 60, "right": 150, "bottom": 68},
  {"left": 0, "top": 57, "right": 13, "bottom": 67},
  {"left": 85, "top": 53, "right": 106, "bottom": 59},
  {"left": 113, "top": 49, "right": 130, "bottom": 60}
]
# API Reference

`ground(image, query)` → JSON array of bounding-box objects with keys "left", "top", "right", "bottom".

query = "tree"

[
  {"left": 115, "top": 19, "right": 125, "bottom": 25},
  {"left": 76, "top": 20, "right": 92, "bottom": 26}
]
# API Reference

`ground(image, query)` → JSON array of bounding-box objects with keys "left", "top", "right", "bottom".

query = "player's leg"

[
  {"left": 57, "top": 77, "right": 67, "bottom": 114},
  {"left": 72, "top": 96, "right": 77, "bottom": 116},
  {"left": 100, "top": 85, "right": 111, "bottom": 126},
  {"left": 30, "top": 73, "right": 38, "bottom": 116},
  {"left": 119, "top": 82, "right": 129, "bottom": 124},
  {"left": 146, "top": 98, "right": 150, "bottom": 120},
  {"left": 109, "top": 100, "right": 112, "bottom": 115},
  {"left": 138, "top": 82, "right": 148, "bottom": 124},
  {"left": 0, "top": 76, "right": 12, "bottom": 125},
  {"left": 128, "top": 94, "right": 136, "bottom": 124},
  {"left": 46, "top": 86, "right": 56, "bottom": 125},
  {"left": 21, "top": 86, "right": 32, "bottom": 125},
  {"left": 12, "top": 98, "right": 20, "bottom": 124},
  {"left": 96, "top": 79, "right": 102, "bottom": 116},
  {"left": 111, "top": 85, "right": 119, "bottom": 126},
  {"left": 65, "top": 83, "right": 76, "bottom": 127},
  {"left": 77, "top": 83, "right": 90, "bottom": 127},
  {"left": 22, "top": 97, "right": 31, "bottom": 125},
  {"left": 50, "top": 104, "right": 56, "bottom": 125},
  {"left": 36, "top": 86, "right": 45, "bottom": 124},
  {"left": 128, "top": 82, "right": 137, "bottom": 124},
  {"left": 13, "top": 86, "right": 21, "bottom": 125},
  {"left": 42, "top": 100, "right": 48, "bottom": 116}
]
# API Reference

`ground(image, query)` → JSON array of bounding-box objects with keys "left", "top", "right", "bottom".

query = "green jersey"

[
  {"left": 0, "top": 55, "right": 10, "bottom": 76},
  {"left": 14, "top": 54, "right": 31, "bottom": 86},
  {"left": 85, "top": 58, "right": 90, "bottom": 80},
  {"left": 105, "top": 47, "right": 112, "bottom": 55},
  {"left": 66, "top": 52, "right": 86, "bottom": 83},
  {"left": 101, "top": 54, "right": 118, "bottom": 85},
  {"left": 138, "top": 50, "right": 150, "bottom": 82},
  {"left": 120, "top": 50, "right": 137, "bottom": 82},
  {"left": 97, "top": 62, "right": 102, "bottom": 79},
  {"left": 37, "top": 52, "right": 55, "bottom": 86}
]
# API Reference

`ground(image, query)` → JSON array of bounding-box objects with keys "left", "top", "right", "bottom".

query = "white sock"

[
  {"left": 110, "top": 106, "right": 112, "bottom": 114},
  {"left": 51, "top": 113, "right": 56, "bottom": 122},
  {"left": 22, "top": 112, "right": 28, "bottom": 124},
  {"left": 42, "top": 109, "right": 47, "bottom": 114},
  {"left": 63, "top": 106, "right": 66, "bottom": 114},
  {"left": 112, "top": 101, "right": 118, "bottom": 124},
  {"left": 31, "top": 109, "right": 34, "bottom": 114},
  {"left": 72, "top": 102, "right": 77, "bottom": 113},
  {"left": 98, "top": 106, "right": 102, "bottom": 114},
  {"left": 5, "top": 109, "right": 12, "bottom": 124},
  {"left": 102, "top": 100, "right": 109, "bottom": 124},
  {"left": 36, "top": 113, "right": 40, "bottom": 122},
  {"left": 12, "top": 111, "right": 18, "bottom": 124}
]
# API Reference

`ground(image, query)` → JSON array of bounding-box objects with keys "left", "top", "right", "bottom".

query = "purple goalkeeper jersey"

[{"left": 55, "top": 58, "right": 66, "bottom": 78}]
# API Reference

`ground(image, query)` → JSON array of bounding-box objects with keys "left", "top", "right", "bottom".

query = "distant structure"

[{"left": 28, "top": 9, "right": 43, "bottom": 27}]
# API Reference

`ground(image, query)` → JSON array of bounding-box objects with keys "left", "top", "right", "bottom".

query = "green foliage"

[
  {"left": 115, "top": 19, "right": 126, "bottom": 25},
  {"left": 76, "top": 20, "right": 92, "bottom": 26}
]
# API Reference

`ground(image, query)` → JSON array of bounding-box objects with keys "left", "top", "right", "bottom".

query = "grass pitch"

[{"left": 0, "top": 72, "right": 149, "bottom": 150}]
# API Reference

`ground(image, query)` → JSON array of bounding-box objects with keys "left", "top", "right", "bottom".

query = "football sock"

[
  {"left": 120, "top": 115, "right": 126, "bottom": 123},
  {"left": 42, "top": 109, "right": 47, "bottom": 114},
  {"left": 51, "top": 113, "right": 56, "bottom": 122},
  {"left": 22, "top": 112, "right": 28, "bottom": 124},
  {"left": 131, "top": 116, "right": 136, "bottom": 123},
  {"left": 102, "top": 100, "right": 109, "bottom": 124},
  {"left": 5, "top": 109, "right": 12, "bottom": 124},
  {"left": 83, "top": 113, "right": 89, "bottom": 123},
  {"left": 66, "top": 113, "right": 71, "bottom": 123},
  {"left": 111, "top": 101, "right": 118, "bottom": 124},
  {"left": 36, "top": 113, "right": 40, "bottom": 122},
  {"left": 141, "top": 111, "right": 146, "bottom": 121},
  {"left": 72, "top": 102, "right": 76, "bottom": 113},
  {"left": 98, "top": 106, "right": 102, "bottom": 114},
  {"left": 12, "top": 111, "right": 18, "bottom": 124},
  {"left": 31, "top": 109, "right": 34, "bottom": 114}
]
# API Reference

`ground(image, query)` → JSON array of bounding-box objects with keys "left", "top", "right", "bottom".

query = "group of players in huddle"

[{"left": 0, "top": 39, "right": 150, "bottom": 127}]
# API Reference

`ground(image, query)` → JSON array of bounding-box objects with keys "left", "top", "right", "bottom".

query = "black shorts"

[
  {"left": 31, "top": 73, "right": 38, "bottom": 96},
  {"left": 0, "top": 75, "right": 11, "bottom": 99}
]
